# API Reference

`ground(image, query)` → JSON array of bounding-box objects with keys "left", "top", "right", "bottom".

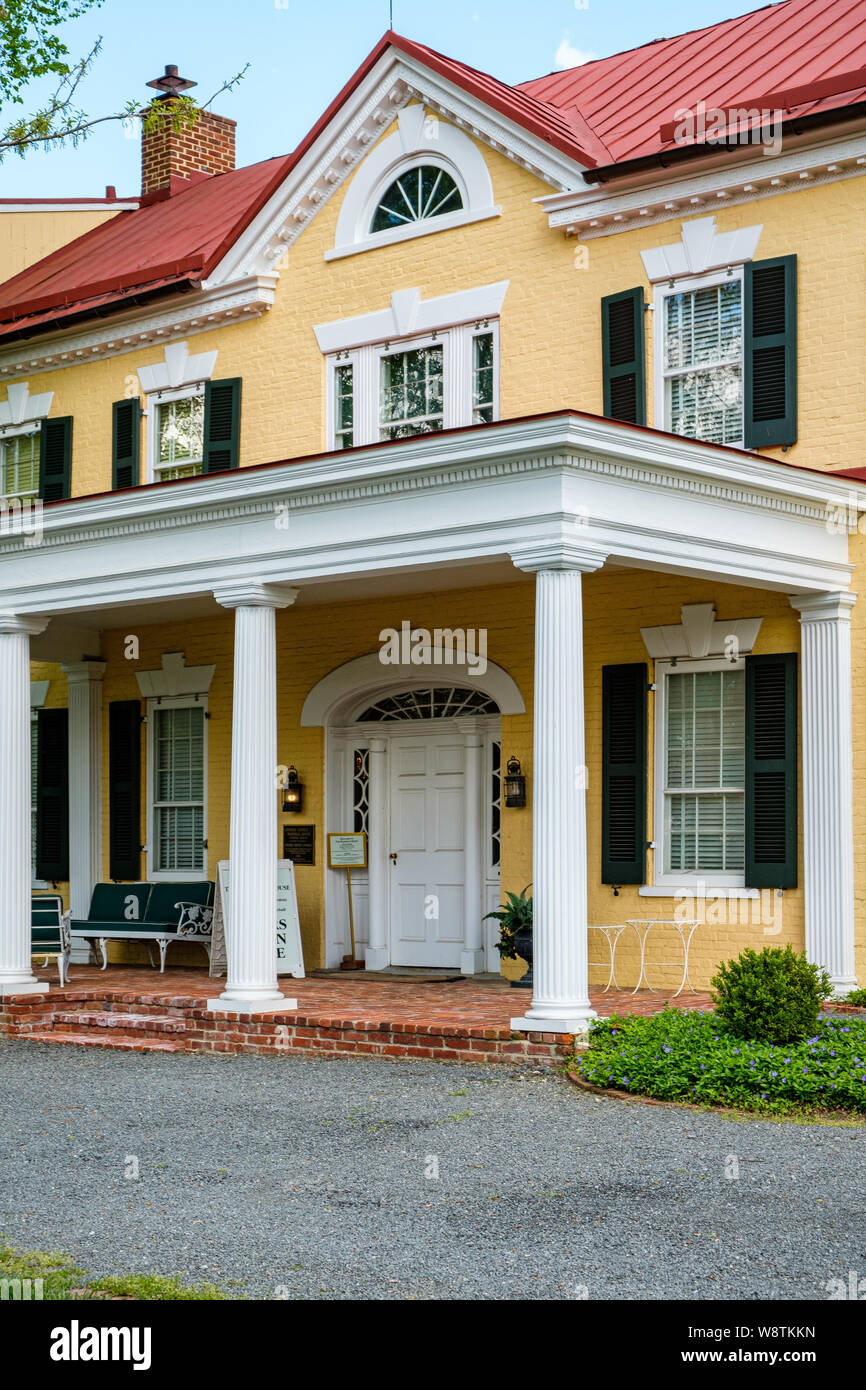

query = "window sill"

[
  {"left": 325, "top": 206, "right": 500, "bottom": 262},
  {"left": 639, "top": 885, "right": 758, "bottom": 898}
]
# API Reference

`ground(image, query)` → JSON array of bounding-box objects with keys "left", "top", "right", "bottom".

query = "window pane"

[
  {"left": 665, "top": 281, "right": 743, "bottom": 444},
  {"left": 379, "top": 345, "right": 444, "bottom": 439},
  {"left": 334, "top": 364, "right": 354, "bottom": 449},
  {"left": 665, "top": 668, "right": 745, "bottom": 873},
  {"left": 473, "top": 333, "right": 494, "bottom": 424},
  {"left": 1, "top": 432, "right": 40, "bottom": 499},
  {"left": 153, "top": 706, "right": 205, "bottom": 872},
  {"left": 156, "top": 397, "right": 204, "bottom": 480},
  {"left": 370, "top": 165, "right": 463, "bottom": 233}
]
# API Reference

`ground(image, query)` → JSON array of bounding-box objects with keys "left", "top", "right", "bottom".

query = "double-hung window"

[
  {"left": 151, "top": 390, "right": 205, "bottom": 482},
  {"left": 658, "top": 271, "right": 744, "bottom": 446},
  {"left": 0, "top": 428, "right": 40, "bottom": 501},
  {"left": 327, "top": 322, "right": 498, "bottom": 450},
  {"left": 656, "top": 659, "right": 746, "bottom": 886},
  {"left": 149, "top": 698, "right": 207, "bottom": 877}
]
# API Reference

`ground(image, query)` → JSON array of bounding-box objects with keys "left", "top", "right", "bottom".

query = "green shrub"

[
  {"left": 845, "top": 988, "right": 866, "bottom": 1008},
  {"left": 575, "top": 1008, "right": 866, "bottom": 1114},
  {"left": 710, "top": 945, "right": 831, "bottom": 1044}
]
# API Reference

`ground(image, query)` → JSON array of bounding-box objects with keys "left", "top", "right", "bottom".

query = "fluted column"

[
  {"left": 460, "top": 724, "right": 485, "bottom": 974},
  {"left": 0, "top": 612, "right": 49, "bottom": 995},
  {"left": 364, "top": 737, "right": 388, "bottom": 970},
  {"left": 62, "top": 661, "right": 106, "bottom": 963},
  {"left": 510, "top": 542, "right": 607, "bottom": 1033},
  {"left": 791, "top": 591, "right": 857, "bottom": 994},
  {"left": 210, "top": 583, "right": 298, "bottom": 1013}
]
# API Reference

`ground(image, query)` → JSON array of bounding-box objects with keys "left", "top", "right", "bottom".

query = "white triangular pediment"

[{"left": 209, "top": 46, "right": 589, "bottom": 287}]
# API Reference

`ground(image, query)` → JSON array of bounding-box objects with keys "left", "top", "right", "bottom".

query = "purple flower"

[{"left": 663, "top": 1046, "right": 671, "bottom": 1053}]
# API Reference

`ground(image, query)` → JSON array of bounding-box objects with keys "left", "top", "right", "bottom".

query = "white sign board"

[{"left": 217, "top": 859, "right": 305, "bottom": 978}]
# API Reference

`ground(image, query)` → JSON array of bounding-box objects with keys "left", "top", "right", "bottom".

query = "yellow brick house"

[{"left": 1, "top": 0, "right": 865, "bottom": 1030}]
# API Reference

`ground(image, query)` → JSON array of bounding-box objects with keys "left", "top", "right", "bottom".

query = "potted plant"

[{"left": 485, "top": 884, "right": 533, "bottom": 989}]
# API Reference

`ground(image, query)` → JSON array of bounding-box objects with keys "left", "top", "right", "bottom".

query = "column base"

[
  {"left": 0, "top": 978, "right": 47, "bottom": 997},
  {"left": 511, "top": 1006, "right": 597, "bottom": 1037},
  {"left": 460, "top": 948, "right": 485, "bottom": 975},
  {"left": 364, "top": 946, "right": 389, "bottom": 971},
  {"left": 208, "top": 993, "right": 296, "bottom": 1015},
  {"left": 829, "top": 975, "right": 858, "bottom": 998}
]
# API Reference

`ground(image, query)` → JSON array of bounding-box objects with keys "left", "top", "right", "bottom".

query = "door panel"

[{"left": 390, "top": 731, "right": 466, "bottom": 967}]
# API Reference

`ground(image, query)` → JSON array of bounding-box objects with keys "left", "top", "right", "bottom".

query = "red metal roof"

[
  {"left": 2, "top": 1, "right": 866, "bottom": 340},
  {"left": 519, "top": 0, "right": 866, "bottom": 165}
]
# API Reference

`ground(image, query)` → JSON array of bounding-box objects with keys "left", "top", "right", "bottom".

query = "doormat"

[{"left": 311, "top": 967, "right": 465, "bottom": 984}]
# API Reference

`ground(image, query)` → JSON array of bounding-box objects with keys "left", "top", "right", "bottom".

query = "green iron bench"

[
  {"left": 32, "top": 893, "right": 71, "bottom": 986},
  {"left": 69, "top": 881, "right": 215, "bottom": 972}
]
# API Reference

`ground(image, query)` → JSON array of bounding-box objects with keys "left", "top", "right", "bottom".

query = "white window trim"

[
  {"left": 652, "top": 655, "right": 746, "bottom": 891},
  {"left": 328, "top": 105, "right": 499, "bottom": 261},
  {"left": 144, "top": 384, "right": 205, "bottom": 487},
  {"left": 653, "top": 266, "right": 745, "bottom": 447},
  {"left": 145, "top": 694, "right": 208, "bottom": 882},
  {"left": 325, "top": 320, "right": 500, "bottom": 450},
  {"left": 0, "top": 422, "right": 42, "bottom": 504}
]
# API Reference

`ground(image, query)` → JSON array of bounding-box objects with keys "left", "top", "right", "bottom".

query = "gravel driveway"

[{"left": 1, "top": 1038, "right": 863, "bottom": 1300}]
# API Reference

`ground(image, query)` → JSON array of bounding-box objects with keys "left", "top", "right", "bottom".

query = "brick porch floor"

[{"left": 1, "top": 964, "right": 713, "bottom": 1066}]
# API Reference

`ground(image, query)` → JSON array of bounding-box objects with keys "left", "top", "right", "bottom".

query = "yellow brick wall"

[
  {"left": 88, "top": 568, "right": 822, "bottom": 986},
  {"left": 0, "top": 209, "right": 121, "bottom": 282}
]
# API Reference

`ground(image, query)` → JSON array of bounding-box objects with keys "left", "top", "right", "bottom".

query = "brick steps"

[
  {"left": 2, "top": 984, "right": 576, "bottom": 1066},
  {"left": 53, "top": 1011, "right": 189, "bottom": 1039},
  {"left": 23, "top": 1029, "right": 184, "bottom": 1053}
]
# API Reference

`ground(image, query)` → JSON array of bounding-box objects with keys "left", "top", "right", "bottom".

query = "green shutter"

[
  {"left": 745, "top": 653, "right": 797, "bottom": 888},
  {"left": 112, "top": 398, "right": 141, "bottom": 490},
  {"left": 601, "top": 288, "right": 646, "bottom": 425},
  {"left": 109, "top": 700, "right": 142, "bottom": 881},
  {"left": 39, "top": 416, "right": 72, "bottom": 501},
  {"left": 744, "top": 256, "right": 797, "bottom": 448},
  {"left": 35, "top": 708, "right": 68, "bottom": 881},
  {"left": 203, "top": 378, "right": 241, "bottom": 473},
  {"left": 602, "top": 662, "right": 647, "bottom": 884}
]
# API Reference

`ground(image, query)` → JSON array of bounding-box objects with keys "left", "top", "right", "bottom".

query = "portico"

[{"left": 1, "top": 411, "right": 863, "bottom": 1023}]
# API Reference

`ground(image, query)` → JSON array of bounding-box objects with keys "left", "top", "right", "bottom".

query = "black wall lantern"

[
  {"left": 282, "top": 765, "right": 304, "bottom": 813},
  {"left": 504, "top": 756, "right": 527, "bottom": 808}
]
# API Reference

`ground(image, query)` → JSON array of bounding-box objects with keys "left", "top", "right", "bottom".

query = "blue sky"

[{"left": 2, "top": 0, "right": 766, "bottom": 197}]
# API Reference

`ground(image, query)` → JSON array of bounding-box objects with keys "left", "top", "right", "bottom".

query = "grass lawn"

[
  {"left": 571, "top": 1008, "right": 866, "bottom": 1117},
  {"left": 0, "top": 1240, "right": 233, "bottom": 1300}
]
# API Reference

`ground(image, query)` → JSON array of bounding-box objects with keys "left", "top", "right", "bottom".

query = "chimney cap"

[{"left": 147, "top": 64, "right": 197, "bottom": 98}]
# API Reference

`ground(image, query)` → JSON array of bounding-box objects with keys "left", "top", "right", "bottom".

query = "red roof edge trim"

[
  {"left": 385, "top": 31, "right": 597, "bottom": 167},
  {"left": 659, "top": 66, "right": 866, "bottom": 143},
  {"left": 0, "top": 254, "right": 206, "bottom": 322},
  {"left": 0, "top": 276, "right": 197, "bottom": 344}
]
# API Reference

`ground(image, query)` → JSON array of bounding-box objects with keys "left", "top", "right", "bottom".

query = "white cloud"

[{"left": 554, "top": 34, "right": 597, "bottom": 69}]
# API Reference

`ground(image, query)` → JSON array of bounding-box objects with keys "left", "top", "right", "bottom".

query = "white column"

[
  {"left": 460, "top": 724, "right": 485, "bottom": 975},
  {"left": 791, "top": 591, "right": 857, "bottom": 994},
  {"left": 210, "top": 583, "right": 298, "bottom": 1014},
  {"left": 510, "top": 542, "right": 606, "bottom": 1034},
  {"left": 365, "top": 736, "right": 389, "bottom": 971},
  {"left": 62, "top": 660, "right": 105, "bottom": 963},
  {"left": 0, "top": 612, "right": 49, "bottom": 996}
]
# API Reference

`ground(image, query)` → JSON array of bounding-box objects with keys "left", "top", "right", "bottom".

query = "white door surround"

[
  {"left": 324, "top": 713, "right": 500, "bottom": 973},
  {"left": 305, "top": 650, "right": 523, "bottom": 973}
]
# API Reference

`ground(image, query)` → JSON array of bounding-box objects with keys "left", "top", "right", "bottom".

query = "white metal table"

[{"left": 625, "top": 918, "right": 701, "bottom": 997}]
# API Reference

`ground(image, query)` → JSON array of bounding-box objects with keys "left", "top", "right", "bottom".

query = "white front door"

[{"left": 389, "top": 728, "right": 466, "bottom": 967}]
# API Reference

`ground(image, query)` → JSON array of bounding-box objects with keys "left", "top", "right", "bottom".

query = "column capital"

[
  {"left": 0, "top": 612, "right": 49, "bottom": 637},
  {"left": 790, "top": 590, "right": 857, "bottom": 622},
  {"left": 61, "top": 660, "right": 107, "bottom": 685},
  {"left": 214, "top": 581, "right": 300, "bottom": 611},
  {"left": 509, "top": 540, "right": 608, "bottom": 575}
]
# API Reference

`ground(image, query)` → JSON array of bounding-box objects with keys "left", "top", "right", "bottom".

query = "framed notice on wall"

[
  {"left": 215, "top": 859, "right": 305, "bottom": 978},
  {"left": 327, "top": 832, "right": 368, "bottom": 869}
]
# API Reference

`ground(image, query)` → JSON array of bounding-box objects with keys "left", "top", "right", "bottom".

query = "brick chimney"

[{"left": 141, "top": 65, "right": 236, "bottom": 197}]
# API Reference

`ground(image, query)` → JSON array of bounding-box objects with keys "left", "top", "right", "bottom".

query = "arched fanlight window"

[
  {"left": 357, "top": 687, "right": 499, "bottom": 721},
  {"left": 370, "top": 165, "right": 463, "bottom": 234}
]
